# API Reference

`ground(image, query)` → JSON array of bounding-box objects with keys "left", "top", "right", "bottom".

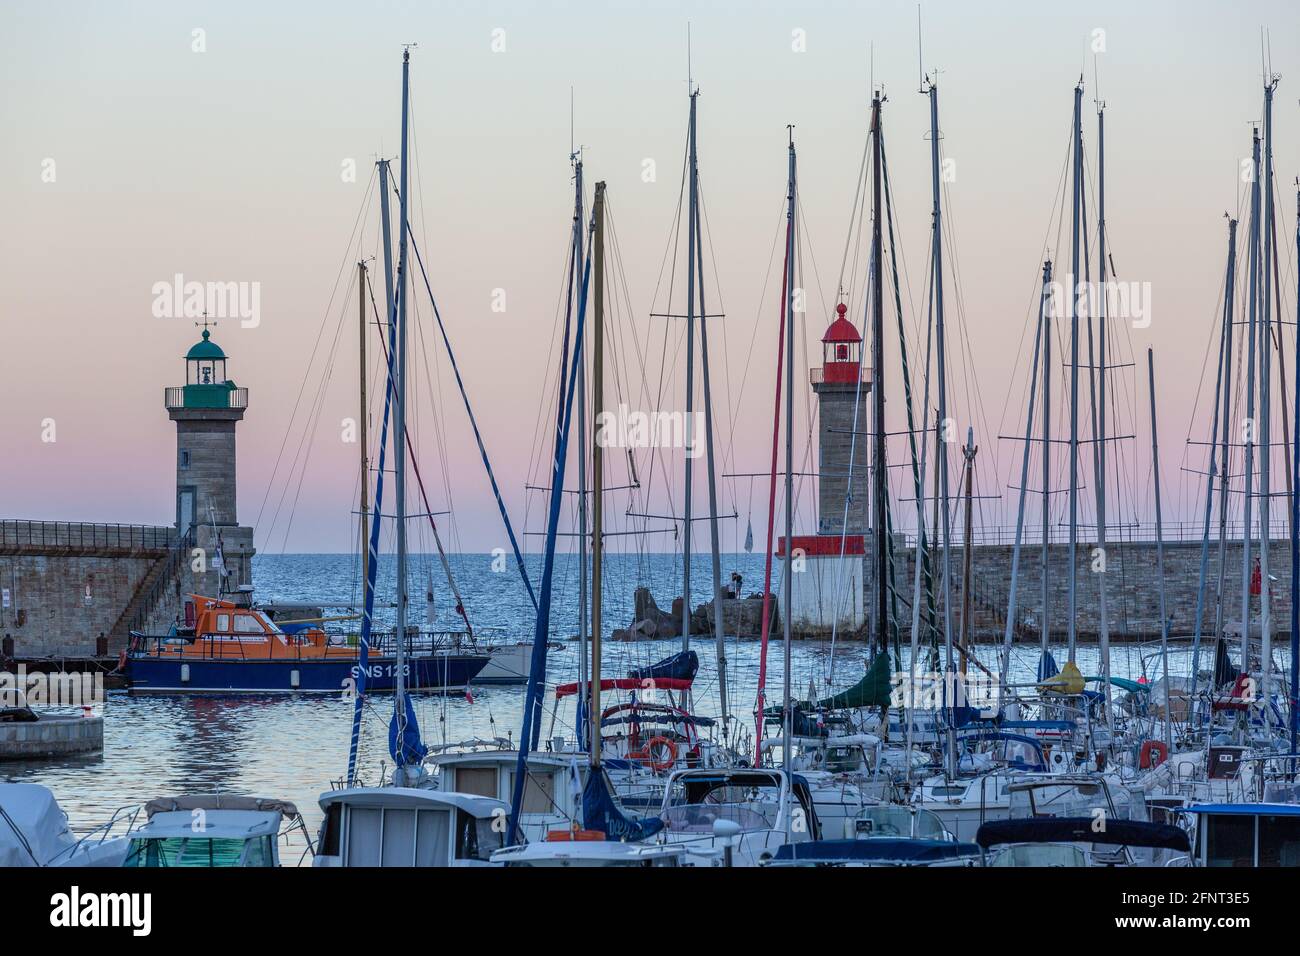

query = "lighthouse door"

[{"left": 178, "top": 489, "right": 195, "bottom": 539}]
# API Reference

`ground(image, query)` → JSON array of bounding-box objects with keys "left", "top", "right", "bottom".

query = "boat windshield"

[
  {"left": 123, "top": 835, "right": 273, "bottom": 867},
  {"left": 990, "top": 844, "right": 1088, "bottom": 867},
  {"left": 661, "top": 780, "right": 781, "bottom": 833},
  {"left": 855, "top": 805, "right": 948, "bottom": 840},
  {"left": 1009, "top": 780, "right": 1144, "bottom": 821}
]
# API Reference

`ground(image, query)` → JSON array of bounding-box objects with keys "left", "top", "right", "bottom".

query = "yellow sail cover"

[{"left": 1038, "top": 660, "right": 1085, "bottom": 696}]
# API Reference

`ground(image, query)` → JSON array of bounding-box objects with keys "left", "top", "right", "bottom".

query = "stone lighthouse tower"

[
  {"left": 777, "top": 303, "right": 873, "bottom": 634},
  {"left": 165, "top": 324, "right": 255, "bottom": 609},
  {"left": 812, "top": 302, "right": 872, "bottom": 535}
]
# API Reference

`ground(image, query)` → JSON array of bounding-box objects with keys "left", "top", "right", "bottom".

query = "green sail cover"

[{"left": 816, "top": 652, "right": 894, "bottom": 709}]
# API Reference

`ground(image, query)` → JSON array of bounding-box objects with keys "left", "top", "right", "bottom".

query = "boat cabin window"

[
  {"left": 123, "top": 835, "right": 274, "bottom": 867},
  {"left": 455, "top": 809, "right": 504, "bottom": 862},
  {"left": 216, "top": 613, "right": 230, "bottom": 632},
  {"left": 825, "top": 746, "right": 865, "bottom": 774},
  {"left": 342, "top": 805, "right": 450, "bottom": 867},
  {"left": 1257, "top": 815, "right": 1300, "bottom": 866},
  {"left": 1203, "top": 814, "right": 1255, "bottom": 867},
  {"left": 454, "top": 767, "right": 499, "bottom": 799},
  {"left": 1202, "top": 812, "right": 1300, "bottom": 867}
]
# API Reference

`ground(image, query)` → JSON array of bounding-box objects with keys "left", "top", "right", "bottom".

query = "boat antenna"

[
  {"left": 687, "top": 21, "right": 693, "bottom": 94},
  {"left": 916, "top": 4, "right": 923, "bottom": 92}
]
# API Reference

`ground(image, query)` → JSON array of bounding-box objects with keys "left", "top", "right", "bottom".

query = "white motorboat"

[
  {"left": 314, "top": 787, "right": 507, "bottom": 867},
  {"left": 0, "top": 783, "right": 132, "bottom": 867},
  {"left": 123, "top": 795, "right": 311, "bottom": 867}
]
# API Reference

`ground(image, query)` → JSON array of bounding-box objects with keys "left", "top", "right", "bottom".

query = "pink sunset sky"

[{"left": 2, "top": 0, "right": 1298, "bottom": 554}]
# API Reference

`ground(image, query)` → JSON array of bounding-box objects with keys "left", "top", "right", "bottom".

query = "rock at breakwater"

[{"left": 611, "top": 586, "right": 782, "bottom": 641}]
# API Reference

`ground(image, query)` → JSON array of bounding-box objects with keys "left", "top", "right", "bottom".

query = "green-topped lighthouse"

[{"left": 165, "top": 323, "right": 255, "bottom": 605}]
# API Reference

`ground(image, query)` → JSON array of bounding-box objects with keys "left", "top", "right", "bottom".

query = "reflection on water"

[{"left": 1, "top": 553, "right": 1185, "bottom": 856}]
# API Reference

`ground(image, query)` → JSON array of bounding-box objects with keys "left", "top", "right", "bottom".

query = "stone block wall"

[{"left": 882, "top": 536, "right": 1292, "bottom": 641}]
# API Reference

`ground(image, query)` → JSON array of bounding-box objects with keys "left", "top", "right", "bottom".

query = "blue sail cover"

[
  {"left": 388, "top": 692, "right": 428, "bottom": 765},
  {"left": 1037, "top": 650, "right": 1059, "bottom": 682},
  {"left": 628, "top": 650, "right": 699, "bottom": 683},
  {"left": 581, "top": 766, "right": 663, "bottom": 841}
]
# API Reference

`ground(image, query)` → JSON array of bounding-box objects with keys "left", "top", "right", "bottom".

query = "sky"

[{"left": 2, "top": 0, "right": 1298, "bottom": 554}]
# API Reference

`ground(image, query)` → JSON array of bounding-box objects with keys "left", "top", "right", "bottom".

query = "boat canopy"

[
  {"left": 627, "top": 650, "right": 698, "bottom": 683},
  {"left": 1084, "top": 675, "right": 1150, "bottom": 695},
  {"left": 1178, "top": 802, "right": 1300, "bottom": 817},
  {"left": 975, "top": 817, "right": 1191, "bottom": 852},
  {"left": 773, "top": 838, "right": 980, "bottom": 865},
  {"left": 144, "top": 794, "right": 300, "bottom": 818}
]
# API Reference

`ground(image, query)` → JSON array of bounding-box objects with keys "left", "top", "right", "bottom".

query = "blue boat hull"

[{"left": 125, "top": 654, "right": 490, "bottom": 694}]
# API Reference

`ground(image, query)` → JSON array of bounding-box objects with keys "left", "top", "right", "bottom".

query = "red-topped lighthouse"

[
  {"left": 811, "top": 302, "right": 872, "bottom": 534},
  {"left": 817, "top": 302, "right": 865, "bottom": 384},
  {"left": 776, "top": 302, "right": 874, "bottom": 634}
]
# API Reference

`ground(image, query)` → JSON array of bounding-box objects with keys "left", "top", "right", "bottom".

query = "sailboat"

[{"left": 313, "top": 48, "right": 508, "bottom": 868}]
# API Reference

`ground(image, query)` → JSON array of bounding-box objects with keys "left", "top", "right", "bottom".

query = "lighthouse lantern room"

[{"left": 818, "top": 303, "right": 865, "bottom": 384}]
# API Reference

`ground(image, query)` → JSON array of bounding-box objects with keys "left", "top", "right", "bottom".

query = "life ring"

[
  {"left": 644, "top": 735, "right": 678, "bottom": 773},
  {"left": 1139, "top": 739, "right": 1169, "bottom": 770}
]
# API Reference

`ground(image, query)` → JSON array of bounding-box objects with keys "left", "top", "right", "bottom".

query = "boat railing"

[
  {"left": 365, "top": 630, "right": 481, "bottom": 656},
  {"left": 129, "top": 626, "right": 480, "bottom": 660},
  {"left": 49, "top": 802, "right": 146, "bottom": 865}
]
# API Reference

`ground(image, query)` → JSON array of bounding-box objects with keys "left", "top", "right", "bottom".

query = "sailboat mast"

[
  {"left": 871, "top": 92, "right": 888, "bottom": 658},
  {"left": 999, "top": 261, "right": 1051, "bottom": 706},
  {"left": 358, "top": 261, "right": 369, "bottom": 585},
  {"left": 1066, "top": 82, "right": 1083, "bottom": 663},
  {"left": 1291, "top": 185, "right": 1299, "bottom": 753},
  {"left": 590, "top": 181, "right": 606, "bottom": 765},
  {"left": 681, "top": 90, "right": 699, "bottom": 657},
  {"left": 755, "top": 131, "right": 794, "bottom": 755},
  {"left": 926, "top": 81, "right": 956, "bottom": 775},
  {"left": 1094, "top": 102, "right": 1112, "bottom": 733},
  {"left": 1241, "top": 128, "right": 1261, "bottom": 676},
  {"left": 1148, "top": 349, "right": 1173, "bottom": 758},
  {"left": 1259, "top": 80, "right": 1277, "bottom": 699},
  {"left": 393, "top": 47, "right": 412, "bottom": 761},
  {"left": 1190, "top": 219, "right": 1237, "bottom": 710},
  {"left": 782, "top": 128, "right": 797, "bottom": 778},
  {"left": 1212, "top": 220, "right": 1238, "bottom": 682},
  {"left": 692, "top": 97, "right": 731, "bottom": 733},
  {"left": 959, "top": 430, "right": 976, "bottom": 666},
  {"left": 572, "top": 159, "right": 589, "bottom": 737}
]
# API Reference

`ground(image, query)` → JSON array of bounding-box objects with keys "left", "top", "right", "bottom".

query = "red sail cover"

[{"left": 555, "top": 677, "right": 693, "bottom": 699}]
